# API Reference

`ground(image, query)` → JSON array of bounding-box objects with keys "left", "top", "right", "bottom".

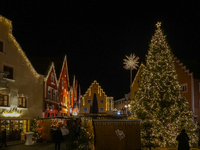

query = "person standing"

[
  {"left": 176, "top": 129, "right": 190, "bottom": 150},
  {"left": 53, "top": 127, "right": 63, "bottom": 150},
  {"left": 0, "top": 129, "right": 7, "bottom": 148}
]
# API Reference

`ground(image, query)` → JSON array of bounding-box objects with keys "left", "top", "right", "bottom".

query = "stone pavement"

[
  {"left": 1, "top": 141, "right": 200, "bottom": 150},
  {"left": 0, "top": 141, "right": 66, "bottom": 150}
]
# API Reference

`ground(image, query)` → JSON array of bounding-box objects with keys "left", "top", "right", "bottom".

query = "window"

[
  {"left": 0, "top": 94, "right": 9, "bottom": 106},
  {"left": 3, "top": 65, "right": 13, "bottom": 79},
  {"left": 53, "top": 91, "right": 56, "bottom": 101},
  {"left": 51, "top": 73, "right": 54, "bottom": 82},
  {"left": 19, "top": 97, "right": 26, "bottom": 108},
  {"left": 100, "top": 108, "right": 104, "bottom": 112},
  {"left": 84, "top": 107, "right": 88, "bottom": 112},
  {"left": 100, "top": 100, "right": 103, "bottom": 104},
  {"left": 48, "top": 90, "right": 51, "bottom": 99},
  {"left": 88, "top": 100, "right": 91, "bottom": 104},
  {"left": 0, "top": 41, "right": 3, "bottom": 52},
  {"left": 181, "top": 83, "right": 188, "bottom": 92},
  {"left": 52, "top": 113, "right": 54, "bottom": 117}
]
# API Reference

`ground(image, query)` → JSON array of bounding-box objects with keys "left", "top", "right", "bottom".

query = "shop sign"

[{"left": 1, "top": 107, "right": 22, "bottom": 117}]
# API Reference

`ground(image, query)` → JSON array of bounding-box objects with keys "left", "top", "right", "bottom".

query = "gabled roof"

[
  {"left": 44, "top": 62, "right": 58, "bottom": 85},
  {"left": 174, "top": 58, "right": 200, "bottom": 79},
  {"left": 83, "top": 80, "right": 107, "bottom": 98},
  {"left": 58, "top": 55, "right": 70, "bottom": 87},
  {"left": 0, "top": 15, "right": 40, "bottom": 78},
  {"left": 29, "top": 56, "right": 64, "bottom": 80},
  {"left": 131, "top": 63, "right": 144, "bottom": 88}
]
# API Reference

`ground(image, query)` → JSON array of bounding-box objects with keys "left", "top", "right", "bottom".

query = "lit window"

[
  {"left": 19, "top": 97, "right": 26, "bottom": 108},
  {"left": 88, "top": 100, "right": 91, "bottom": 104},
  {"left": 0, "top": 94, "right": 9, "bottom": 106},
  {"left": 100, "top": 108, "right": 104, "bottom": 112},
  {"left": 84, "top": 107, "right": 88, "bottom": 112},
  {"left": 3, "top": 65, "right": 14, "bottom": 80},
  {"left": 100, "top": 100, "right": 103, "bottom": 104},
  {"left": 181, "top": 83, "right": 188, "bottom": 93},
  {"left": 0, "top": 41, "right": 3, "bottom": 52}
]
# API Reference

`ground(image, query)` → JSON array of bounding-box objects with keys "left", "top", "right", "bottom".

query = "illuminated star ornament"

[
  {"left": 123, "top": 53, "right": 139, "bottom": 70},
  {"left": 156, "top": 22, "right": 161, "bottom": 28}
]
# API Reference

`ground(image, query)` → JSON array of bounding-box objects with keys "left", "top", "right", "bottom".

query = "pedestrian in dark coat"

[
  {"left": 176, "top": 129, "right": 190, "bottom": 150},
  {"left": 0, "top": 129, "right": 7, "bottom": 148},
  {"left": 53, "top": 127, "right": 63, "bottom": 150}
]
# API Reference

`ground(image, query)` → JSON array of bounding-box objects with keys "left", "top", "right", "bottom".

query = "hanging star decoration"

[
  {"left": 123, "top": 53, "right": 139, "bottom": 70},
  {"left": 156, "top": 22, "right": 161, "bottom": 28}
]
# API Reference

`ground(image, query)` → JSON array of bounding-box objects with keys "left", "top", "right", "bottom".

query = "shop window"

[
  {"left": 48, "top": 113, "right": 50, "bottom": 117},
  {"left": 0, "top": 94, "right": 9, "bottom": 106},
  {"left": 18, "top": 97, "right": 27, "bottom": 108},
  {"left": 100, "top": 100, "right": 103, "bottom": 104},
  {"left": 3, "top": 65, "right": 14, "bottom": 80},
  {"left": 0, "top": 41, "right": 3, "bottom": 52},
  {"left": 88, "top": 99, "right": 91, "bottom": 104}
]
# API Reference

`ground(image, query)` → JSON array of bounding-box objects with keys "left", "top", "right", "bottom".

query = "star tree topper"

[{"left": 156, "top": 22, "right": 161, "bottom": 28}]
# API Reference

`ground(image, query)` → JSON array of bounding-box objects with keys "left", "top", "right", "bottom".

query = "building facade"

[
  {"left": 80, "top": 80, "right": 114, "bottom": 114},
  {"left": 57, "top": 55, "right": 70, "bottom": 116},
  {"left": 44, "top": 62, "right": 59, "bottom": 118},
  {"left": 0, "top": 15, "right": 44, "bottom": 140}
]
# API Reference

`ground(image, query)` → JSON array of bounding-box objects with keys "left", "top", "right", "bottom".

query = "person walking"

[
  {"left": 176, "top": 129, "right": 190, "bottom": 150},
  {"left": 53, "top": 127, "right": 63, "bottom": 150},
  {"left": 0, "top": 129, "right": 7, "bottom": 148}
]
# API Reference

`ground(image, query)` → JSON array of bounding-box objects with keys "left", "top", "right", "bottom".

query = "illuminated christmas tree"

[{"left": 132, "top": 22, "right": 198, "bottom": 147}]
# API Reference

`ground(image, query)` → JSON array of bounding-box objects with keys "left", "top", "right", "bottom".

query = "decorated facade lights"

[{"left": 0, "top": 15, "right": 40, "bottom": 78}]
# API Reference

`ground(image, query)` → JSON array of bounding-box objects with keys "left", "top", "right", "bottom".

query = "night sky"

[{"left": 1, "top": 1, "right": 200, "bottom": 99}]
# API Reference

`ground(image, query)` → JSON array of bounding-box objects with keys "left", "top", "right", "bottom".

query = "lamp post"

[{"left": 125, "top": 104, "right": 127, "bottom": 115}]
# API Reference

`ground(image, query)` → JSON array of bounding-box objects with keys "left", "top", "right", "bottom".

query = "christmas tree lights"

[{"left": 132, "top": 22, "right": 198, "bottom": 147}]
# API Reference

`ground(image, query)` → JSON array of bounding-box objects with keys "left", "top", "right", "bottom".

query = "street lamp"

[{"left": 125, "top": 105, "right": 127, "bottom": 115}]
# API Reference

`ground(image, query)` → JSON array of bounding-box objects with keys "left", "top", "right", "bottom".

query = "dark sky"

[{"left": 1, "top": 1, "right": 200, "bottom": 99}]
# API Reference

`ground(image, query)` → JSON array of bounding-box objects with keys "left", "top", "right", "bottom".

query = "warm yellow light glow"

[{"left": 3, "top": 111, "right": 20, "bottom": 117}]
